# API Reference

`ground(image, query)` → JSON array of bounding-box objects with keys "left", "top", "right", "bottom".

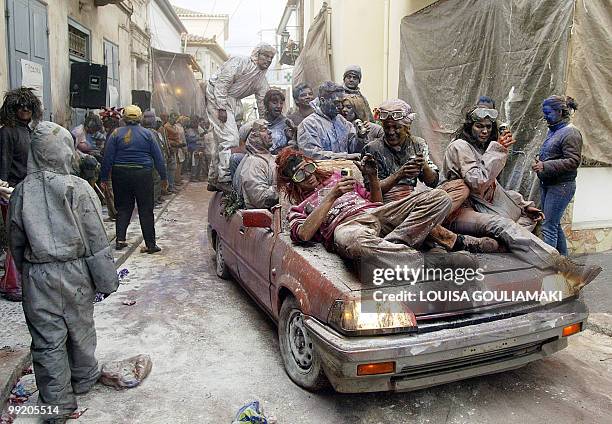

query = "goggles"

[
  {"left": 471, "top": 108, "right": 498, "bottom": 121},
  {"left": 292, "top": 162, "right": 317, "bottom": 183},
  {"left": 377, "top": 110, "right": 407, "bottom": 121}
]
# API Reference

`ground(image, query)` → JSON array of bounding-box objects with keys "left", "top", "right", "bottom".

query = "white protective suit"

[
  {"left": 206, "top": 43, "right": 276, "bottom": 184},
  {"left": 9, "top": 122, "right": 119, "bottom": 418}
]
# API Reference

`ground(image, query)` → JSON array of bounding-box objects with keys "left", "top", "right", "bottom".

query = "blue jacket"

[
  {"left": 537, "top": 121, "right": 582, "bottom": 186},
  {"left": 101, "top": 124, "right": 167, "bottom": 181}
]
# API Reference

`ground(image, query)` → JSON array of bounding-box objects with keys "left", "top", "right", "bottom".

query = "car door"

[{"left": 235, "top": 212, "right": 276, "bottom": 312}]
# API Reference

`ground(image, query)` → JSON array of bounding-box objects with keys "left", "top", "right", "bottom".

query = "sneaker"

[
  {"left": 553, "top": 256, "right": 602, "bottom": 294},
  {"left": 115, "top": 241, "right": 128, "bottom": 250},
  {"left": 141, "top": 245, "right": 161, "bottom": 254},
  {"left": 456, "top": 235, "right": 500, "bottom": 253}
]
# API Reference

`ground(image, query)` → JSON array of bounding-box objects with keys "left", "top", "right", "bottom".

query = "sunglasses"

[
  {"left": 292, "top": 162, "right": 317, "bottom": 183},
  {"left": 471, "top": 108, "right": 498, "bottom": 121}
]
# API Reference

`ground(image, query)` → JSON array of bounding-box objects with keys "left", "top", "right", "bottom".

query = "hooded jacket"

[
  {"left": 9, "top": 122, "right": 118, "bottom": 293},
  {"left": 296, "top": 98, "right": 356, "bottom": 160},
  {"left": 207, "top": 43, "right": 275, "bottom": 116},
  {"left": 234, "top": 120, "right": 278, "bottom": 209}
]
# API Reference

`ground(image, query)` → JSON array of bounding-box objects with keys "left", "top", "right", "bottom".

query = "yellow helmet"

[{"left": 123, "top": 104, "right": 143, "bottom": 121}]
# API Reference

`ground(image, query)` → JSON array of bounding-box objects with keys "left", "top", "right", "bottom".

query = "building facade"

[
  {"left": 0, "top": 0, "right": 189, "bottom": 126},
  {"left": 277, "top": 0, "right": 436, "bottom": 108}
]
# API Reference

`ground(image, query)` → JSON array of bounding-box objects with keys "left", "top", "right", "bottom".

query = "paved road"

[{"left": 15, "top": 184, "right": 612, "bottom": 423}]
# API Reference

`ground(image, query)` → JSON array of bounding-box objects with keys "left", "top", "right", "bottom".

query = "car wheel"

[
  {"left": 215, "top": 236, "right": 231, "bottom": 280},
  {"left": 278, "top": 296, "right": 328, "bottom": 391}
]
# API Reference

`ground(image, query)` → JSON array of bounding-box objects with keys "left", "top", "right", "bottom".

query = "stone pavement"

[{"left": 0, "top": 187, "right": 180, "bottom": 406}]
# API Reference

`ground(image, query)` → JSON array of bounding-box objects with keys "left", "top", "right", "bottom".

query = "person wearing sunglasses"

[
  {"left": 234, "top": 119, "right": 279, "bottom": 209},
  {"left": 276, "top": 149, "right": 478, "bottom": 271},
  {"left": 296, "top": 81, "right": 361, "bottom": 161},
  {"left": 441, "top": 106, "right": 600, "bottom": 291},
  {"left": 363, "top": 99, "right": 499, "bottom": 254},
  {"left": 0, "top": 87, "right": 43, "bottom": 301}
]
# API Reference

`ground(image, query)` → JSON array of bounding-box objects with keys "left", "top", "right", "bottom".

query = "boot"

[
  {"left": 454, "top": 234, "right": 500, "bottom": 253},
  {"left": 424, "top": 251, "right": 479, "bottom": 270},
  {"left": 553, "top": 256, "right": 602, "bottom": 294}
]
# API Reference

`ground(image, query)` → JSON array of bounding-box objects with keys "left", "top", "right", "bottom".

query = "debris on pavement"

[
  {"left": 99, "top": 354, "right": 152, "bottom": 389},
  {"left": 122, "top": 300, "right": 136, "bottom": 306},
  {"left": 10, "top": 373, "right": 37, "bottom": 399},
  {"left": 68, "top": 408, "right": 88, "bottom": 419},
  {"left": 232, "top": 401, "right": 277, "bottom": 424},
  {"left": 117, "top": 268, "right": 130, "bottom": 280}
]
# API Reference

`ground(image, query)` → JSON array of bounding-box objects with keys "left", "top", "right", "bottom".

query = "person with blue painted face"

[
  {"left": 296, "top": 81, "right": 359, "bottom": 160},
  {"left": 443, "top": 105, "right": 600, "bottom": 292},
  {"left": 532, "top": 95, "right": 581, "bottom": 256}
]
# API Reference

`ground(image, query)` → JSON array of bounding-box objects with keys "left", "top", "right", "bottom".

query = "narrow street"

[{"left": 15, "top": 183, "right": 606, "bottom": 424}]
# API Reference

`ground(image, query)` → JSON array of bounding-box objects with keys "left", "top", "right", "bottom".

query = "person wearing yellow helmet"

[{"left": 101, "top": 105, "right": 168, "bottom": 254}]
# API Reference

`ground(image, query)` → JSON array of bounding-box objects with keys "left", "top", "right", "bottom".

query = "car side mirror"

[{"left": 242, "top": 209, "right": 273, "bottom": 229}]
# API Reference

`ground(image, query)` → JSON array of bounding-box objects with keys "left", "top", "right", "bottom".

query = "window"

[
  {"left": 68, "top": 19, "right": 90, "bottom": 62},
  {"left": 104, "top": 39, "right": 120, "bottom": 107}
]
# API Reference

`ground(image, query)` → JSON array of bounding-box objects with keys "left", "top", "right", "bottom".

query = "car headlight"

[{"left": 328, "top": 299, "right": 417, "bottom": 336}]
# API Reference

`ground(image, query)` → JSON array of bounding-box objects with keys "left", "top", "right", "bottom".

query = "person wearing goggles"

[
  {"left": 296, "top": 81, "right": 361, "bottom": 161},
  {"left": 364, "top": 99, "right": 499, "bottom": 254},
  {"left": 0, "top": 87, "right": 43, "bottom": 301},
  {"left": 441, "top": 105, "right": 600, "bottom": 291},
  {"left": 276, "top": 149, "right": 479, "bottom": 271}
]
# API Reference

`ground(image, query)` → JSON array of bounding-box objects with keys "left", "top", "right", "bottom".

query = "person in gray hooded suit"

[{"left": 9, "top": 122, "right": 119, "bottom": 422}]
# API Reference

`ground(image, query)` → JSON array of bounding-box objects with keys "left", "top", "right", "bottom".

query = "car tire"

[
  {"left": 215, "top": 236, "right": 231, "bottom": 280},
  {"left": 278, "top": 296, "right": 328, "bottom": 391}
]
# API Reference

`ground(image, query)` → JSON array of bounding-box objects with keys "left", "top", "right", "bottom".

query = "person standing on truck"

[{"left": 205, "top": 42, "right": 276, "bottom": 192}]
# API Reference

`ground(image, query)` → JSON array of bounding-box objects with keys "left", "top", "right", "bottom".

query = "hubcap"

[{"left": 287, "top": 311, "right": 314, "bottom": 370}]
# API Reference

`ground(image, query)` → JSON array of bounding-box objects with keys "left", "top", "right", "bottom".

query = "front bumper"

[{"left": 304, "top": 299, "right": 588, "bottom": 393}]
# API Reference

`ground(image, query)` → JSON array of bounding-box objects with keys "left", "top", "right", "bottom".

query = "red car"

[{"left": 208, "top": 192, "right": 588, "bottom": 393}]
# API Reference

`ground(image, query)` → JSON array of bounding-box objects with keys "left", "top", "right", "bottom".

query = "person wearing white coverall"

[
  {"left": 205, "top": 42, "right": 276, "bottom": 191},
  {"left": 8, "top": 122, "right": 119, "bottom": 422}
]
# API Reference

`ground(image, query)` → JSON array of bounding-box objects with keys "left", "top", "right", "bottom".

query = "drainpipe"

[{"left": 382, "top": 0, "right": 390, "bottom": 100}]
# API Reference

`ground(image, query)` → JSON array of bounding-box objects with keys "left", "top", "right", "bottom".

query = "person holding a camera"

[
  {"left": 362, "top": 99, "right": 499, "bottom": 254},
  {"left": 340, "top": 96, "right": 384, "bottom": 154}
]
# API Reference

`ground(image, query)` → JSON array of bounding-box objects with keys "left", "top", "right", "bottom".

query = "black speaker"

[
  {"left": 70, "top": 63, "right": 108, "bottom": 109},
  {"left": 131, "top": 90, "right": 151, "bottom": 111}
]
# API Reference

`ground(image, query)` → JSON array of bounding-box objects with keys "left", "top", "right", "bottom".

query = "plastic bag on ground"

[
  {"left": 99, "top": 354, "right": 152, "bottom": 390},
  {"left": 232, "top": 401, "right": 276, "bottom": 424}
]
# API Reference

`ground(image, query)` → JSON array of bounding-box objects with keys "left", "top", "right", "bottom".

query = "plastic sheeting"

[
  {"left": 566, "top": 0, "right": 612, "bottom": 165},
  {"left": 151, "top": 48, "right": 205, "bottom": 117},
  {"left": 292, "top": 3, "right": 331, "bottom": 96},
  {"left": 399, "top": 0, "right": 575, "bottom": 198}
]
